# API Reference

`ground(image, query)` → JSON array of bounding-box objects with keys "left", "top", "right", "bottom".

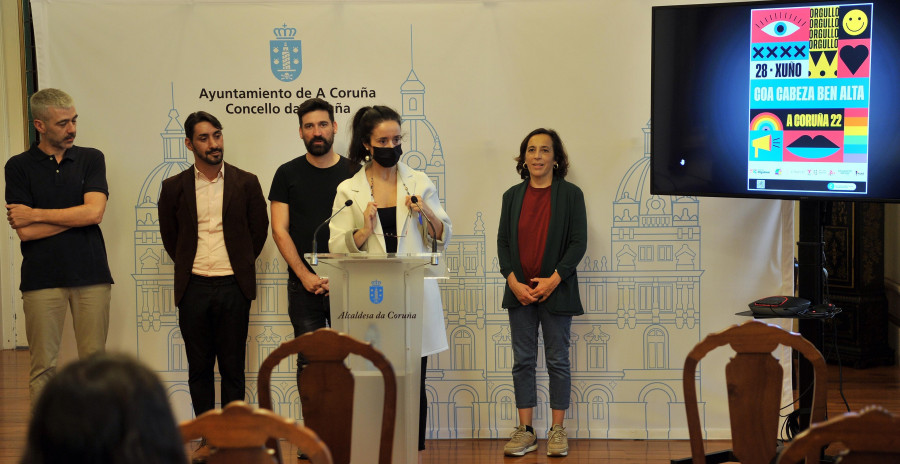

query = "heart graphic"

[{"left": 840, "top": 45, "right": 869, "bottom": 75}]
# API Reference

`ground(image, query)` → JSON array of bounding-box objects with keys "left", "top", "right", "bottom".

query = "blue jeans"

[
  {"left": 287, "top": 279, "right": 330, "bottom": 375},
  {"left": 508, "top": 304, "right": 572, "bottom": 411}
]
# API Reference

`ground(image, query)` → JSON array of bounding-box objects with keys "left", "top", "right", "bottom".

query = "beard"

[
  {"left": 197, "top": 148, "right": 224, "bottom": 165},
  {"left": 304, "top": 136, "right": 334, "bottom": 157}
]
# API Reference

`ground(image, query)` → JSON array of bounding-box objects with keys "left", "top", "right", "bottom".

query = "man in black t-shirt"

[
  {"left": 268, "top": 98, "right": 359, "bottom": 383},
  {"left": 5, "top": 88, "right": 113, "bottom": 407}
]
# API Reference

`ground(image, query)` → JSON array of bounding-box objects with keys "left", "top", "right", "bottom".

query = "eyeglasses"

[{"left": 375, "top": 232, "right": 406, "bottom": 238}]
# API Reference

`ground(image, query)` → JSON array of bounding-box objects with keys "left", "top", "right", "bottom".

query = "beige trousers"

[{"left": 22, "top": 283, "right": 111, "bottom": 407}]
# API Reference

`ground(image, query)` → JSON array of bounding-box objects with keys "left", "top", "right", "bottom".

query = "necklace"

[
  {"left": 367, "top": 171, "right": 415, "bottom": 239},
  {"left": 368, "top": 170, "right": 411, "bottom": 202}
]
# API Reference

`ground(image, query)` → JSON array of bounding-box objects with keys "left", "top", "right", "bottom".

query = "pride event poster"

[{"left": 748, "top": 4, "right": 872, "bottom": 195}]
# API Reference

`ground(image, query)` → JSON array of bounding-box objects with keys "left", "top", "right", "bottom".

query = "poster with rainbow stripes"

[{"left": 748, "top": 3, "right": 871, "bottom": 194}]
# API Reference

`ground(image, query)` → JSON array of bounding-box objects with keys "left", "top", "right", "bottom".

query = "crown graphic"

[
  {"left": 371, "top": 280, "right": 382, "bottom": 286},
  {"left": 273, "top": 23, "right": 297, "bottom": 40}
]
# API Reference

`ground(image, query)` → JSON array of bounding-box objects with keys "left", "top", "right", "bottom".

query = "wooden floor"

[
  {"left": 0, "top": 350, "right": 28, "bottom": 464},
  {"left": 2, "top": 348, "right": 899, "bottom": 463}
]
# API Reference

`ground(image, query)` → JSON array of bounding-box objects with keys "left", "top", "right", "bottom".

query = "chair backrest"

[
  {"left": 258, "top": 328, "right": 397, "bottom": 464},
  {"left": 684, "top": 319, "right": 828, "bottom": 464},
  {"left": 777, "top": 405, "right": 900, "bottom": 464},
  {"left": 180, "top": 401, "right": 332, "bottom": 464}
]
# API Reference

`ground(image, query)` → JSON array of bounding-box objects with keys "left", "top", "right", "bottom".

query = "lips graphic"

[{"left": 786, "top": 135, "right": 840, "bottom": 159}]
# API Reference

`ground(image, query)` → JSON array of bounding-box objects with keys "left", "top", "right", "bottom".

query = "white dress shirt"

[{"left": 192, "top": 166, "right": 233, "bottom": 276}]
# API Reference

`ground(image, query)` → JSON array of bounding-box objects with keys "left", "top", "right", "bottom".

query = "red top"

[{"left": 517, "top": 184, "right": 552, "bottom": 287}]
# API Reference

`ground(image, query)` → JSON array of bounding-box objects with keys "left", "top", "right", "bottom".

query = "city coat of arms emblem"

[
  {"left": 270, "top": 23, "right": 301, "bottom": 82},
  {"left": 369, "top": 280, "right": 384, "bottom": 304}
]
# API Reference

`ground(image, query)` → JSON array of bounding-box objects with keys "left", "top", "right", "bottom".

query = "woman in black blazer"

[{"left": 497, "top": 128, "right": 587, "bottom": 458}]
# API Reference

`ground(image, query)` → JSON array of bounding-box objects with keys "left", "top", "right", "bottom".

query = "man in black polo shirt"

[{"left": 5, "top": 88, "right": 113, "bottom": 407}]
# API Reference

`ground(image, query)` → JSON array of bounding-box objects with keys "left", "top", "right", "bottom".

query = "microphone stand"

[
  {"left": 311, "top": 199, "right": 352, "bottom": 266},
  {"left": 411, "top": 196, "right": 439, "bottom": 265}
]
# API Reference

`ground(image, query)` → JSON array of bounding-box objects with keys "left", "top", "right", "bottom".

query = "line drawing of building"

[
  {"left": 133, "top": 86, "right": 194, "bottom": 416},
  {"left": 429, "top": 118, "right": 704, "bottom": 440},
  {"left": 133, "top": 86, "right": 298, "bottom": 420},
  {"left": 133, "top": 34, "right": 706, "bottom": 439}
]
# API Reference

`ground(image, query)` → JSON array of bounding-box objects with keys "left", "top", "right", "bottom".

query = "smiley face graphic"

[{"left": 843, "top": 9, "right": 869, "bottom": 36}]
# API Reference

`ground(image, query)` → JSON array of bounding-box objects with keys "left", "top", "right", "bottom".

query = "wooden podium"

[{"left": 308, "top": 253, "right": 443, "bottom": 464}]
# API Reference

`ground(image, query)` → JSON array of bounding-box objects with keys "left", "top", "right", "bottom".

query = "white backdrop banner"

[{"left": 29, "top": 0, "right": 793, "bottom": 440}]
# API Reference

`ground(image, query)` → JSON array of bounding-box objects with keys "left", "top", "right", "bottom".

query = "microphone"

[
  {"left": 411, "top": 196, "right": 439, "bottom": 265},
  {"left": 311, "top": 199, "right": 352, "bottom": 266}
]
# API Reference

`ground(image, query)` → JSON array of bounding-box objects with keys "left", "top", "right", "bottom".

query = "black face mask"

[{"left": 371, "top": 145, "right": 403, "bottom": 168}]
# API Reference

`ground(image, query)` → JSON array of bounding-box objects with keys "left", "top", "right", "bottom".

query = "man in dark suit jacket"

[{"left": 157, "top": 111, "right": 268, "bottom": 422}]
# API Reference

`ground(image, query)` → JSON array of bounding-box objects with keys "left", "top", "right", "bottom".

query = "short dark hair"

[
  {"left": 347, "top": 105, "right": 402, "bottom": 165},
  {"left": 20, "top": 353, "right": 187, "bottom": 464},
  {"left": 184, "top": 111, "right": 222, "bottom": 140},
  {"left": 296, "top": 98, "right": 334, "bottom": 125},
  {"left": 515, "top": 128, "right": 569, "bottom": 180}
]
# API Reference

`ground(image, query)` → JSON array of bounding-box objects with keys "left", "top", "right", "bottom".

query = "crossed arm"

[{"left": 6, "top": 191, "right": 107, "bottom": 241}]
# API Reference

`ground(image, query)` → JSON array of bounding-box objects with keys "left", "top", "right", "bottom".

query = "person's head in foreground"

[{"left": 20, "top": 353, "right": 186, "bottom": 464}]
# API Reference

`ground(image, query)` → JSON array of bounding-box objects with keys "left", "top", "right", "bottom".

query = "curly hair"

[{"left": 515, "top": 128, "right": 569, "bottom": 180}]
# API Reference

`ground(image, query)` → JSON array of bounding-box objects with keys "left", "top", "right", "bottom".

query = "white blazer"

[{"left": 329, "top": 162, "right": 452, "bottom": 356}]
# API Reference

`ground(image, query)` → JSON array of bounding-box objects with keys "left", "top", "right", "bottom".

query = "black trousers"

[
  {"left": 178, "top": 274, "right": 250, "bottom": 416},
  {"left": 420, "top": 356, "right": 427, "bottom": 450}
]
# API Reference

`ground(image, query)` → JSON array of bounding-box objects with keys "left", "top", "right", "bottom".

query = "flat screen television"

[{"left": 651, "top": 0, "right": 900, "bottom": 201}]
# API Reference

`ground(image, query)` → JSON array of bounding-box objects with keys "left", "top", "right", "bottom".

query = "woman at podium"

[
  {"left": 328, "top": 105, "right": 452, "bottom": 451},
  {"left": 496, "top": 128, "right": 587, "bottom": 458}
]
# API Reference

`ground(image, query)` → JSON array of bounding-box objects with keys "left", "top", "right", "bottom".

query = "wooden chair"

[
  {"left": 180, "top": 400, "right": 332, "bottom": 464},
  {"left": 682, "top": 319, "right": 828, "bottom": 464},
  {"left": 777, "top": 405, "right": 900, "bottom": 464},
  {"left": 258, "top": 328, "right": 397, "bottom": 464}
]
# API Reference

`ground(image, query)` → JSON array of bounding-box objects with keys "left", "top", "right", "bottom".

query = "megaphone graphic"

[{"left": 752, "top": 134, "right": 771, "bottom": 158}]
